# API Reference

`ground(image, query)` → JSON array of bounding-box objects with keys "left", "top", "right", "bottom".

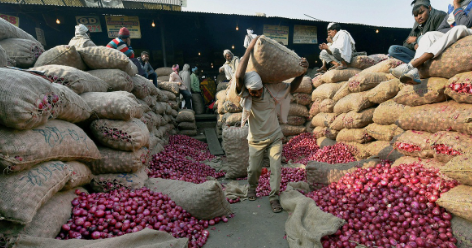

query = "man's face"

[
  {"left": 248, "top": 88, "right": 263, "bottom": 98},
  {"left": 414, "top": 6, "right": 431, "bottom": 25},
  {"left": 141, "top": 54, "right": 149, "bottom": 62},
  {"left": 225, "top": 53, "right": 233, "bottom": 61},
  {"left": 327, "top": 29, "right": 337, "bottom": 38}
]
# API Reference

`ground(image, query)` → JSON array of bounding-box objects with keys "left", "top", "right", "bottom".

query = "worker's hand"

[
  {"left": 406, "top": 36, "right": 417, "bottom": 44},
  {"left": 299, "top": 58, "right": 309, "bottom": 69},
  {"left": 219, "top": 67, "right": 224, "bottom": 73},
  {"left": 126, "top": 39, "right": 131, "bottom": 46},
  {"left": 178, "top": 82, "right": 182, "bottom": 86},
  {"left": 454, "top": 0, "right": 462, "bottom": 9},
  {"left": 319, "top": 43, "right": 329, "bottom": 50},
  {"left": 247, "top": 35, "right": 260, "bottom": 51}
]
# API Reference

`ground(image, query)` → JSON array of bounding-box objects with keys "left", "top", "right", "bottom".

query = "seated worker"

[
  {"left": 317, "top": 35, "right": 333, "bottom": 72},
  {"left": 137, "top": 51, "right": 157, "bottom": 87},
  {"left": 388, "top": 0, "right": 447, "bottom": 63},
  {"left": 219, "top": 50, "right": 240, "bottom": 81},
  {"left": 68, "top": 24, "right": 96, "bottom": 48},
  {"left": 391, "top": 0, "right": 472, "bottom": 84},
  {"left": 319, "top": 23, "right": 356, "bottom": 70},
  {"left": 107, "top": 27, "right": 145, "bottom": 76},
  {"left": 169, "top": 64, "right": 192, "bottom": 110},
  {"left": 234, "top": 36, "right": 309, "bottom": 213}
]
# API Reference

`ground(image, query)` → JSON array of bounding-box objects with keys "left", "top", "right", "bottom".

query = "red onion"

[
  {"left": 432, "top": 144, "right": 461, "bottom": 157},
  {"left": 282, "top": 133, "right": 319, "bottom": 164},
  {"left": 255, "top": 167, "right": 306, "bottom": 198}
]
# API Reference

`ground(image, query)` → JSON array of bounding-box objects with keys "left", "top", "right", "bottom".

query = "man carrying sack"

[{"left": 233, "top": 36, "right": 308, "bottom": 213}]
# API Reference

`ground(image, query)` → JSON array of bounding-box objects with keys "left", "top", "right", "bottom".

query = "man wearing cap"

[
  {"left": 219, "top": 49, "right": 240, "bottom": 81},
  {"left": 68, "top": 24, "right": 96, "bottom": 48},
  {"left": 319, "top": 23, "right": 356, "bottom": 70},
  {"left": 234, "top": 36, "right": 309, "bottom": 213},
  {"left": 388, "top": 0, "right": 446, "bottom": 63},
  {"left": 106, "top": 27, "right": 135, "bottom": 58}
]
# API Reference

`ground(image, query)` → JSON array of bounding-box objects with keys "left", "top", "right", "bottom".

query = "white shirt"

[{"left": 330, "top": 30, "right": 356, "bottom": 62}]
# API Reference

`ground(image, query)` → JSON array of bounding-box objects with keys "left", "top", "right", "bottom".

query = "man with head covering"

[
  {"left": 169, "top": 64, "right": 192, "bottom": 109},
  {"left": 391, "top": 0, "right": 472, "bottom": 85},
  {"left": 244, "top": 27, "right": 257, "bottom": 48},
  {"left": 68, "top": 24, "right": 96, "bottom": 48},
  {"left": 190, "top": 66, "right": 201, "bottom": 93},
  {"left": 388, "top": 0, "right": 446, "bottom": 63},
  {"left": 106, "top": 27, "right": 135, "bottom": 58},
  {"left": 319, "top": 23, "right": 356, "bottom": 70},
  {"left": 219, "top": 49, "right": 240, "bottom": 81},
  {"left": 234, "top": 36, "right": 309, "bottom": 213},
  {"left": 179, "top": 64, "right": 192, "bottom": 91}
]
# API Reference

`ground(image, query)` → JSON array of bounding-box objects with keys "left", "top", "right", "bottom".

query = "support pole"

[{"left": 159, "top": 19, "right": 167, "bottom": 67}]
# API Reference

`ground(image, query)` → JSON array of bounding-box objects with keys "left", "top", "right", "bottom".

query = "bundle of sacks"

[
  {"left": 154, "top": 80, "right": 181, "bottom": 137},
  {"left": 175, "top": 109, "right": 197, "bottom": 136},
  {"left": 215, "top": 80, "right": 242, "bottom": 136}
]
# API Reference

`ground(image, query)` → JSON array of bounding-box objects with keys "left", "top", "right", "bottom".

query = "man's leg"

[
  {"left": 319, "top": 50, "right": 339, "bottom": 67},
  {"left": 388, "top": 45, "right": 415, "bottom": 63},
  {"left": 180, "top": 89, "right": 192, "bottom": 109},
  {"left": 267, "top": 134, "right": 282, "bottom": 203},
  {"left": 148, "top": 72, "right": 158, "bottom": 87},
  {"left": 247, "top": 140, "right": 267, "bottom": 200},
  {"left": 332, "top": 48, "right": 348, "bottom": 69}
]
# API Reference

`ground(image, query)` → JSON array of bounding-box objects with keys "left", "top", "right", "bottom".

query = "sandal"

[
  {"left": 248, "top": 188, "right": 256, "bottom": 201},
  {"left": 270, "top": 200, "right": 283, "bottom": 213}
]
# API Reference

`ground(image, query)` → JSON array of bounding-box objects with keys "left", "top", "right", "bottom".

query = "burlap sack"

[
  {"left": 246, "top": 35, "right": 306, "bottom": 83},
  {"left": 217, "top": 114, "right": 225, "bottom": 128},
  {"left": 397, "top": 101, "right": 472, "bottom": 135},
  {"left": 333, "top": 92, "right": 374, "bottom": 114},
  {"left": 0, "top": 44, "right": 7, "bottom": 67},
  {"left": 217, "top": 100, "right": 225, "bottom": 114},
  {"left": 430, "top": 131, "right": 472, "bottom": 163},
  {"left": 451, "top": 216, "right": 472, "bottom": 248},
  {"left": 291, "top": 93, "right": 311, "bottom": 106},
  {"left": 342, "top": 142, "right": 370, "bottom": 160},
  {"left": 312, "top": 126, "right": 326, "bottom": 139},
  {"left": 394, "top": 77, "right": 449, "bottom": 106},
  {"left": 223, "top": 101, "right": 243, "bottom": 113},
  {"left": 145, "top": 178, "right": 232, "bottom": 220},
  {"left": 419, "top": 35, "right": 472, "bottom": 79},
  {"left": 217, "top": 82, "right": 229, "bottom": 92},
  {"left": 368, "top": 54, "right": 389, "bottom": 63},
  {"left": 0, "top": 38, "right": 44, "bottom": 68},
  {"left": 162, "top": 90, "right": 176, "bottom": 101},
  {"left": 365, "top": 141, "right": 404, "bottom": 161},
  {"left": 62, "top": 162, "right": 92, "bottom": 190},
  {"left": 445, "top": 72, "right": 472, "bottom": 104},
  {"left": 153, "top": 102, "right": 165, "bottom": 115},
  {"left": 192, "top": 93, "right": 205, "bottom": 114},
  {"left": 225, "top": 79, "right": 242, "bottom": 107},
  {"left": 91, "top": 166, "right": 149, "bottom": 193},
  {"left": 76, "top": 46, "right": 134, "bottom": 74},
  {"left": 155, "top": 67, "right": 173, "bottom": 77},
  {"left": 81, "top": 91, "right": 142, "bottom": 121},
  {"left": 317, "top": 137, "right": 337, "bottom": 148},
  {"left": 319, "top": 68, "right": 360, "bottom": 84},
  {"left": 179, "top": 130, "right": 197, "bottom": 136},
  {"left": 312, "top": 127, "right": 339, "bottom": 140},
  {"left": 281, "top": 124, "right": 307, "bottom": 136},
  {"left": 223, "top": 126, "right": 249, "bottom": 178},
  {"left": 0, "top": 120, "right": 100, "bottom": 173},
  {"left": 441, "top": 154, "right": 472, "bottom": 186},
  {"left": 89, "top": 146, "right": 149, "bottom": 174},
  {"left": 90, "top": 118, "right": 150, "bottom": 152},
  {"left": 226, "top": 112, "right": 242, "bottom": 126},
  {"left": 293, "top": 76, "right": 313, "bottom": 94},
  {"left": 34, "top": 45, "right": 86, "bottom": 70},
  {"left": 319, "top": 99, "right": 335, "bottom": 113},
  {"left": 131, "top": 75, "right": 153, "bottom": 99},
  {"left": 289, "top": 103, "right": 309, "bottom": 117},
  {"left": 332, "top": 81, "right": 350, "bottom": 102},
  {"left": 329, "top": 113, "right": 346, "bottom": 131},
  {"left": 157, "top": 75, "right": 170, "bottom": 82},
  {"left": 311, "top": 83, "right": 343, "bottom": 101},
  {"left": 391, "top": 156, "right": 445, "bottom": 169},
  {"left": 176, "top": 109, "right": 196, "bottom": 122},
  {"left": 365, "top": 123, "right": 404, "bottom": 141},
  {"left": 437, "top": 185, "right": 472, "bottom": 222},
  {"left": 158, "top": 89, "right": 168, "bottom": 102},
  {"left": 88, "top": 69, "right": 134, "bottom": 92},
  {"left": 348, "top": 72, "right": 389, "bottom": 93},
  {"left": 312, "top": 75, "right": 323, "bottom": 88},
  {"left": 178, "top": 121, "right": 197, "bottom": 130},
  {"left": 50, "top": 83, "right": 92, "bottom": 123},
  {"left": 0, "top": 161, "right": 71, "bottom": 224},
  {"left": 311, "top": 113, "right": 337, "bottom": 127},
  {"left": 340, "top": 108, "right": 375, "bottom": 129},
  {"left": 0, "top": 17, "right": 37, "bottom": 42},
  {"left": 361, "top": 58, "right": 403, "bottom": 74},
  {"left": 365, "top": 78, "right": 403, "bottom": 104},
  {"left": 309, "top": 99, "right": 322, "bottom": 118},
  {"left": 373, "top": 99, "right": 409, "bottom": 125},
  {"left": 157, "top": 81, "right": 180, "bottom": 95},
  {"left": 336, "top": 128, "right": 372, "bottom": 144},
  {"left": 145, "top": 95, "right": 157, "bottom": 108},
  {"left": 349, "top": 55, "right": 376, "bottom": 70},
  {"left": 167, "top": 100, "right": 178, "bottom": 110},
  {"left": 392, "top": 130, "right": 434, "bottom": 158},
  {"left": 216, "top": 90, "right": 227, "bottom": 102},
  {"left": 284, "top": 116, "right": 306, "bottom": 126}
]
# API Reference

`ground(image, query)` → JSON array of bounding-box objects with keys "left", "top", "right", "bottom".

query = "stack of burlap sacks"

[{"left": 175, "top": 109, "right": 197, "bottom": 136}]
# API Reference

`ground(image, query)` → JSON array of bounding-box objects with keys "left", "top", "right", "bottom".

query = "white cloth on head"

[
  {"left": 75, "top": 24, "right": 89, "bottom": 37},
  {"left": 244, "top": 71, "right": 263, "bottom": 90},
  {"left": 330, "top": 30, "right": 356, "bottom": 62},
  {"left": 327, "top": 23, "right": 336, "bottom": 30},
  {"left": 223, "top": 49, "right": 233, "bottom": 57},
  {"left": 447, "top": 0, "right": 472, "bottom": 25},
  {"left": 68, "top": 24, "right": 95, "bottom": 48},
  {"left": 414, "top": 25, "right": 472, "bottom": 60}
]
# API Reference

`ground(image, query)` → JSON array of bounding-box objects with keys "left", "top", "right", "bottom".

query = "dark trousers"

[
  {"left": 180, "top": 89, "right": 192, "bottom": 109},
  {"left": 147, "top": 72, "right": 158, "bottom": 87},
  {"left": 388, "top": 45, "right": 415, "bottom": 63}
]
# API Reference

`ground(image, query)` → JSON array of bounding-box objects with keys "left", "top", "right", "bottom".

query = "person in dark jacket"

[
  {"left": 388, "top": 0, "right": 447, "bottom": 63},
  {"left": 106, "top": 27, "right": 145, "bottom": 76},
  {"left": 137, "top": 51, "right": 157, "bottom": 86}
]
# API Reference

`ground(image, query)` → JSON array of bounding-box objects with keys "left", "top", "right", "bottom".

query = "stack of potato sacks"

[
  {"left": 215, "top": 79, "right": 243, "bottom": 135},
  {"left": 175, "top": 109, "right": 198, "bottom": 136},
  {"left": 282, "top": 76, "right": 313, "bottom": 141},
  {"left": 154, "top": 80, "right": 180, "bottom": 136}
]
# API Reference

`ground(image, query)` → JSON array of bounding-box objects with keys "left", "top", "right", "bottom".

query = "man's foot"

[
  {"left": 316, "top": 66, "right": 327, "bottom": 72},
  {"left": 270, "top": 200, "right": 283, "bottom": 213},
  {"left": 400, "top": 68, "right": 422, "bottom": 85},
  {"left": 248, "top": 188, "right": 256, "bottom": 201},
  {"left": 390, "top": 63, "right": 411, "bottom": 79}
]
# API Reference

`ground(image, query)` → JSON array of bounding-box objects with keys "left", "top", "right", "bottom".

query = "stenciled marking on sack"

[
  {"left": 19, "top": 162, "right": 66, "bottom": 186},
  {"left": 33, "top": 127, "right": 90, "bottom": 149},
  {"left": 117, "top": 172, "right": 137, "bottom": 182}
]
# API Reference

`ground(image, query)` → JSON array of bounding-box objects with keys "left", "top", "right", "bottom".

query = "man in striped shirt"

[{"left": 106, "top": 27, "right": 134, "bottom": 58}]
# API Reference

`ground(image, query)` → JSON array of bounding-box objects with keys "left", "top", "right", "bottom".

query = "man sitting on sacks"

[
  {"left": 107, "top": 27, "right": 146, "bottom": 77},
  {"left": 317, "top": 34, "right": 333, "bottom": 72},
  {"left": 319, "top": 23, "right": 356, "bottom": 70},
  {"left": 388, "top": 0, "right": 447, "bottom": 63},
  {"left": 391, "top": 0, "right": 472, "bottom": 84},
  {"left": 219, "top": 49, "right": 240, "bottom": 81},
  {"left": 234, "top": 36, "right": 309, "bottom": 213},
  {"left": 68, "top": 24, "right": 96, "bottom": 48}
]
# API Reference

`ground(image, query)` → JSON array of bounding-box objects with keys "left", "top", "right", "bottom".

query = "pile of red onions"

[
  {"left": 395, "top": 142, "right": 422, "bottom": 153},
  {"left": 432, "top": 144, "right": 461, "bottom": 156},
  {"left": 306, "top": 161, "right": 459, "bottom": 248},
  {"left": 282, "top": 133, "right": 319, "bottom": 163},
  {"left": 164, "top": 144, "right": 215, "bottom": 162},
  {"left": 56, "top": 188, "right": 230, "bottom": 248},
  {"left": 256, "top": 167, "right": 306, "bottom": 198},
  {"left": 169, "top": 135, "right": 211, "bottom": 153},
  {"left": 307, "top": 143, "right": 356, "bottom": 164},
  {"left": 447, "top": 81, "right": 472, "bottom": 94}
]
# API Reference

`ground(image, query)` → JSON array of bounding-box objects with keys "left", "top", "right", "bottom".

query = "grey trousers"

[{"left": 319, "top": 48, "right": 344, "bottom": 64}]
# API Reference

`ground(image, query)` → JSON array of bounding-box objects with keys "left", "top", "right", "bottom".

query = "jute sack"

[
  {"left": 216, "top": 100, "right": 224, "bottom": 114},
  {"left": 167, "top": 100, "right": 179, "bottom": 110},
  {"left": 341, "top": 108, "right": 375, "bottom": 129},
  {"left": 336, "top": 128, "right": 372, "bottom": 144},
  {"left": 76, "top": 46, "right": 134, "bottom": 75},
  {"left": 171, "top": 109, "right": 178, "bottom": 118},
  {"left": 0, "top": 120, "right": 100, "bottom": 173},
  {"left": 349, "top": 55, "right": 376, "bottom": 70},
  {"left": 397, "top": 101, "right": 472, "bottom": 135},
  {"left": 246, "top": 35, "right": 306, "bottom": 83},
  {"left": 311, "top": 113, "right": 337, "bottom": 127},
  {"left": 391, "top": 156, "right": 445, "bottom": 169},
  {"left": 90, "top": 118, "right": 150, "bottom": 152},
  {"left": 217, "top": 82, "right": 229, "bottom": 92},
  {"left": 153, "top": 102, "right": 166, "bottom": 115},
  {"left": 451, "top": 216, "right": 472, "bottom": 248},
  {"left": 291, "top": 93, "right": 311, "bottom": 106},
  {"left": 0, "top": 17, "right": 37, "bottom": 42},
  {"left": 311, "top": 83, "right": 343, "bottom": 101},
  {"left": 155, "top": 67, "right": 173, "bottom": 76},
  {"left": 445, "top": 72, "right": 472, "bottom": 103},
  {"left": 88, "top": 69, "right": 134, "bottom": 92},
  {"left": 333, "top": 92, "right": 374, "bottom": 114},
  {"left": 162, "top": 90, "right": 177, "bottom": 101},
  {"left": 131, "top": 75, "right": 153, "bottom": 99},
  {"left": 0, "top": 38, "right": 44, "bottom": 68},
  {"left": 361, "top": 58, "right": 403, "bottom": 74},
  {"left": 217, "top": 114, "right": 225, "bottom": 128},
  {"left": 176, "top": 109, "right": 196, "bottom": 122},
  {"left": 226, "top": 79, "right": 242, "bottom": 108},
  {"left": 34, "top": 45, "right": 86, "bottom": 70},
  {"left": 0, "top": 44, "right": 7, "bottom": 67},
  {"left": 437, "top": 185, "right": 472, "bottom": 222},
  {"left": 306, "top": 158, "right": 380, "bottom": 187},
  {"left": 332, "top": 81, "right": 350, "bottom": 102},
  {"left": 145, "top": 95, "right": 157, "bottom": 108},
  {"left": 312, "top": 75, "right": 323, "bottom": 88},
  {"left": 89, "top": 146, "right": 149, "bottom": 174},
  {"left": 365, "top": 78, "right": 403, "bottom": 104},
  {"left": 312, "top": 127, "right": 339, "bottom": 140},
  {"left": 33, "top": 65, "right": 108, "bottom": 94},
  {"left": 145, "top": 178, "right": 232, "bottom": 220},
  {"left": 216, "top": 90, "right": 227, "bottom": 102},
  {"left": 179, "top": 130, "right": 197, "bottom": 136},
  {"left": 312, "top": 126, "right": 326, "bottom": 139},
  {"left": 192, "top": 93, "right": 205, "bottom": 114},
  {"left": 157, "top": 75, "right": 170, "bottom": 82},
  {"left": 365, "top": 141, "right": 404, "bottom": 161},
  {"left": 319, "top": 68, "right": 360, "bottom": 84},
  {"left": 293, "top": 76, "right": 313, "bottom": 94},
  {"left": 309, "top": 99, "right": 322, "bottom": 118},
  {"left": 284, "top": 116, "right": 306, "bottom": 126},
  {"left": 418, "top": 35, "right": 472, "bottom": 79},
  {"left": 226, "top": 112, "right": 242, "bottom": 126},
  {"left": 342, "top": 142, "right": 370, "bottom": 160},
  {"left": 289, "top": 103, "right": 309, "bottom": 117},
  {"left": 156, "top": 89, "right": 167, "bottom": 102},
  {"left": 140, "top": 112, "right": 154, "bottom": 132},
  {"left": 365, "top": 123, "right": 404, "bottom": 141},
  {"left": 373, "top": 99, "right": 409, "bottom": 125},
  {"left": 348, "top": 72, "right": 389, "bottom": 93},
  {"left": 223, "top": 126, "right": 249, "bottom": 179},
  {"left": 223, "top": 101, "right": 243, "bottom": 113},
  {"left": 0, "top": 161, "right": 71, "bottom": 224},
  {"left": 368, "top": 54, "right": 389, "bottom": 64},
  {"left": 394, "top": 77, "right": 449, "bottom": 106},
  {"left": 281, "top": 124, "right": 307, "bottom": 136},
  {"left": 441, "top": 154, "right": 472, "bottom": 186},
  {"left": 178, "top": 121, "right": 197, "bottom": 130},
  {"left": 91, "top": 166, "right": 149, "bottom": 192},
  {"left": 317, "top": 137, "right": 337, "bottom": 148},
  {"left": 430, "top": 131, "right": 472, "bottom": 163},
  {"left": 157, "top": 81, "right": 180, "bottom": 94},
  {"left": 81, "top": 91, "right": 142, "bottom": 121},
  {"left": 50, "top": 83, "right": 92, "bottom": 123},
  {"left": 62, "top": 162, "right": 92, "bottom": 190},
  {"left": 329, "top": 113, "right": 346, "bottom": 131},
  {"left": 392, "top": 130, "right": 434, "bottom": 158},
  {"left": 316, "top": 99, "right": 334, "bottom": 114}
]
